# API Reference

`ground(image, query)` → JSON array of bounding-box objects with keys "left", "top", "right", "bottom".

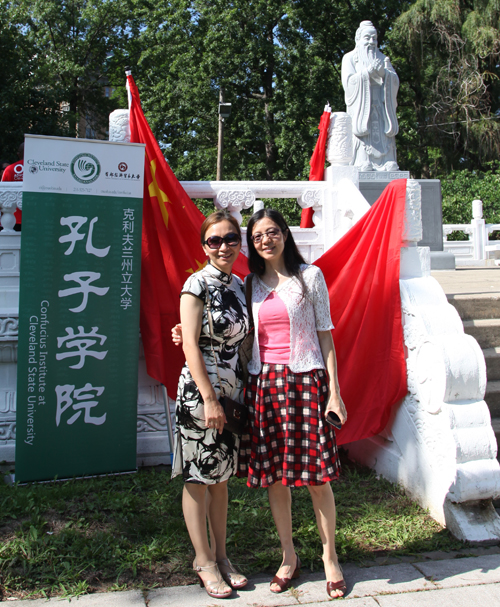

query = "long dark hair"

[{"left": 247, "top": 208, "right": 308, "bottom": 295}]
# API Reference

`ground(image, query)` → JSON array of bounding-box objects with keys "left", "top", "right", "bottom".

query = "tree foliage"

[
  {"left": 441, "top": 162, "right": 500, "bottom": 225},
  {"left": 388, "top": 0, "right": 500, "bottom": 177},
  {"left": 2, "top": 0, "right": 500, "bottom": 208},
  {"left": 0, "top": 0, "right": 140, "bottom": 160},
  {"left": 0, "top": 3, "right": 61, "bottom": 160},
  {"left": 133, "top": 0, "right": 406, "bottom": 181}
]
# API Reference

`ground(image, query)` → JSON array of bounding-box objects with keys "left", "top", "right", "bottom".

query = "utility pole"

[
  {"left": 217, "top": 88, "right": 232, "bottom": 181},
  {"left": 217, "top": 89, "right": 224, "bottom": 181}
]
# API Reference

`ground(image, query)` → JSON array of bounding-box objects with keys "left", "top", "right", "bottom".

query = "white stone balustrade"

[
  {"left": 0, "top": 183, "right": 21, "bottom": 462},
  {"left": 348, "top": 181, "right": 500, "bottom": 542},
  {"left": 443, "top": 199, "right": 500, "bottom": 265},
  {"left": 181, "top": 180, "right": 330, "bottom": 259}
]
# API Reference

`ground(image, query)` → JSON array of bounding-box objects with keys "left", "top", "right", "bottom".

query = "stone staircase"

[{"left": 447, "top": 293, "right": 500, "bottom": 456}]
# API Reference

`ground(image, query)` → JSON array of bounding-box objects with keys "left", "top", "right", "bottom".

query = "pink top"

[{"left": 258, "top": 292, "right": 291, "bottom": 363}]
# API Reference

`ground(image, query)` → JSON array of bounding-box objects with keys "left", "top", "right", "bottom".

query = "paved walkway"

[
  {"left": 431, "top": 267, "right": 500, "bottom": 296},
  {"left": 9, "top": 548, "right": 500, "bottom": 606}
]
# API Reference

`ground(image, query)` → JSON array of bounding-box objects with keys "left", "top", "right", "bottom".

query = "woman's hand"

[
  {"left": 172, "top": 323, "right": 183, "bottom": 345},
  {"left": 204, "top": 397, "right": 227, "bottom": 434},
  {"left": 317, "top": 330, "right": 347, "bottom": 426},
  {"left": 325, "top": 389, "right": 347, "bottom": 426}
]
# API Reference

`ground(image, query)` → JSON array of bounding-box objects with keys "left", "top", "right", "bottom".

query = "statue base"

[
  {"left": 360, "top": 178, "right": 441, "bottom": 250},
  {"left": 358, "top": 171, "right": 410, "bottom": 181}
]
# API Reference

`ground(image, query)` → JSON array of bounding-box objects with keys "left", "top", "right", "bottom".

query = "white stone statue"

[{"left": 341, "top": 20, "right": 399, "bottom": 171}]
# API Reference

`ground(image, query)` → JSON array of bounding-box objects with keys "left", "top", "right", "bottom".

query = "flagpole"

[
  {"left": 217, "top": 88, "right": 224, "bottom": 180},
  {"left": 125, "top": 67, "right": 132, "bottom": 110}
]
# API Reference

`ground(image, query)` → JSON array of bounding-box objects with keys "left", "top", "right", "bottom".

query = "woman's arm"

[
  {"left": 317, "top": 330, "right": 347, "bottom": 426},
  {"left": 180, "top": 293, "right": 226, "bottom": 433}
]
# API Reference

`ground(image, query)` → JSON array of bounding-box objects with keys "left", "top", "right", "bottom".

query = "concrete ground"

[
  {"left": 9, "top": 548, "right": 500, "bottom": 606},
  {"left": 10, "top": 268, "right": 500, "bottom": 606},
  {"left": 431, "top": 267, "right": 500, "bottom": 296}
]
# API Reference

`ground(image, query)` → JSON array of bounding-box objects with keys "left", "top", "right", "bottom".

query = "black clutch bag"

[{"left": 220, "top": 396, "right": 248, "bottom": 435}]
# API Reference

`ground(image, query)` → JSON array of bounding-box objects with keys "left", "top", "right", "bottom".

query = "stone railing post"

[
  {"left": 472, "top": 199, "right": 486, "bottom": 261},
  {"left": 0, "top": 184, "right": 22, "bottom": 234},
  {"left": 399, "top": 180, "right": 426, "bottom": 278},
  {"left": 323, "top": 113, "right": 367, "bottom": 248},
  {"left": 109, "top": 109, "right": 131, "bottom": 143},
  {"left": 326, "top": 112, "right": 353, "bottom": 167},
  {"left": 253, "top": 200, "right": 264, "bottom": 214},
  {"left": 214, "top": 189, "right": 255, "bottom": 225}
]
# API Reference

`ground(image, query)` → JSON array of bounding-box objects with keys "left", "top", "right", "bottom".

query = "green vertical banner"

[{"left": 16, "top": 135, "right": 145, "bottom": 482}]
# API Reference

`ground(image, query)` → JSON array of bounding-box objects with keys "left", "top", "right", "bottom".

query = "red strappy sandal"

[
  {"left": 326, "top": 578, "right": 347, "bottom": 599},
  {"left": 270, "top": 554, "right": 301, "bottom": 593}
]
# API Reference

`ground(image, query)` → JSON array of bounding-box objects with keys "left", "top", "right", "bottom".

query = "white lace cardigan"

[{"left": 246, "top": 264, "right": 334, "bottom": 375}]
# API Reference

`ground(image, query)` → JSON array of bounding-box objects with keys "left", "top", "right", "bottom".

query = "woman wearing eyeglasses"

[
  {"left": 172, "top": 210, "right": 249, "bottom": 599},
  {"left": 239, "top": 208, "right": 347, "bottom": 600}
]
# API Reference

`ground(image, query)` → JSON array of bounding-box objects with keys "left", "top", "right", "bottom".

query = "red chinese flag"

[
  {"left": 128, "top": 75, "right": 249, "bottom": 398},
  {"left": 314, "top": 179, "right": 408, "bottom": 445},
  {"left": 300, "top": 110, "right": 331, "bottom": 228}
]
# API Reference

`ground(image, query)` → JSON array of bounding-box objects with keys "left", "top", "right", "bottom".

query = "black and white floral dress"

[{"left": 172, "top": 263, "right": 249, "bottom": 484}]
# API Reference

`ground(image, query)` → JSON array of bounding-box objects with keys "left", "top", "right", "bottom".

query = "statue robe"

[{"left": 341, "top": 49, "right": 399, "bottom": 170}]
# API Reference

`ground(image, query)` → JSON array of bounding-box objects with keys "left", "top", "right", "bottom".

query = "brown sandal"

[
  {"left": 326, "top": 579, "right": 347, "bottom": 599},
  {"left": 270, "top": 554, "right": 301, "bottom": 593}
]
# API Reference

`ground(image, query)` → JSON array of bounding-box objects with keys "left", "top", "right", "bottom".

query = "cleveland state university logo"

[{"left": 70, "top": 153, "right": 101, "bottom": 184}]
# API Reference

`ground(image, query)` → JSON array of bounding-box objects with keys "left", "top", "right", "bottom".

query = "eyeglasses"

[
  {"left": 203, "top": 233, "right": 241, "bottom": 249},
  {"left": 251, "top": 228, "right": 284, "bottom": 244}
]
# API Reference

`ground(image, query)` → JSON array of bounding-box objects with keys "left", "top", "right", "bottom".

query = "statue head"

[
  {"left": 356, "top": 21, "right": 378, "bottom": 46},
  {"left": 355, "top": 21, "right": 378, "bottom": 65}
]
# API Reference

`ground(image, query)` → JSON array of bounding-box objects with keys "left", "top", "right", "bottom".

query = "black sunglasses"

[{"left": 203, "top": 233, "right": 241, "bottom": 249}]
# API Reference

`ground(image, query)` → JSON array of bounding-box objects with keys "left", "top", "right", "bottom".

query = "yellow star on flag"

[
  {"left": 148, "top": 158, "right": 171, "bottom": 228},
  {"left": 186, "top": 259, "right": 207, "bottom": 274}
]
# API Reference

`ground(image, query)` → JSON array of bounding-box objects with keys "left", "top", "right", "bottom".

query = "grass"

[{"left": 0, "top": 454, "right": 467, "bottom": 600}]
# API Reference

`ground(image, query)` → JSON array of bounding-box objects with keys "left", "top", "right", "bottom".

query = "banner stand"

[{"left": 15, "top": 135, "right": 145, "bottom": 483}]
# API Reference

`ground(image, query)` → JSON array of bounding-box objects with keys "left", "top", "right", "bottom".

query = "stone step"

[
  {"left": 447, "top": 293, "right": 500, "bottom": 321},
  {"left": 463, "top": 319, "right": 500, "bottom": 349},
  {"left": 485, "top": 348, "right": 500, "bottom": 382},
  {"left": 486, "top": 381, "right": 500, "bottom": 418}
]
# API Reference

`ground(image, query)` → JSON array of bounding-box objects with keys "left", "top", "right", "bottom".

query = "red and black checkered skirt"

[{"left": 238, "top": 364, "right": 340, "bottom": 488}]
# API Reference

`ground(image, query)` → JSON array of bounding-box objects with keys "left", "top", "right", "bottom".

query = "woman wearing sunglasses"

[
  {"left": 172, "top": 210, "right": 249, "bottom": 599},
  {"left": 239, "top": 208, "right": 347, "bottom": 599}
]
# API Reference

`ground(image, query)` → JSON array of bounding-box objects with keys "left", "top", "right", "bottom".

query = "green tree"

[
  {"left": 388, "top": 0, "right": 500, "bottom": 177},
  {"left": 0, "top": 0, "right": 140, "bottom": 156},
  {"left": 441, "top": 163, "right": 500, "bottom": 226},
  {"left": 134, "top": 0, "right": 407, "bottom": 182},
  {"left": 0, "top": 3, "right": 61, "bottom": 160}
]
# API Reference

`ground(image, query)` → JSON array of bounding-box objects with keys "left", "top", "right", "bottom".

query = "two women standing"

[{"left": 172, "top": 208, "right": 347, "bottom": 600}]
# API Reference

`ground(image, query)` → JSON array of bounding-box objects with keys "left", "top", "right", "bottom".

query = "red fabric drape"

[
  {"left": 314, "top": 179, "right": 408, "bottom": 445},
  {"left": 128, "top": 75, "right": 248, "bottom": 397},
  {"left": 300, "top": 110, "right": 331, "bottom": 228}
]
